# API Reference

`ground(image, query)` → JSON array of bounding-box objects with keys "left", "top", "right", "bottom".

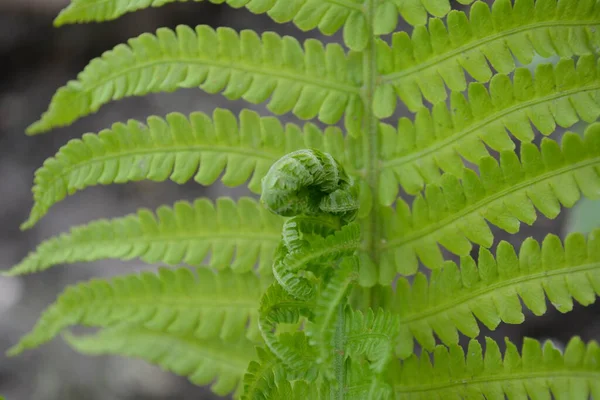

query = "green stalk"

[
  {"left": 361, "top": 0, "right": 380, "bottom": 302},
  {"left": 330, "top": 303, "right": 347, "bottom": 399}
]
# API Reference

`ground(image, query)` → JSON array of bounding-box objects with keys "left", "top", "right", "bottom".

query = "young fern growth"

[
  {"left": 7, "top": 0, "right": 600, "bottom": 398},
  {"left": 249, "top": 149, "right": 398, "bottom": 397}
]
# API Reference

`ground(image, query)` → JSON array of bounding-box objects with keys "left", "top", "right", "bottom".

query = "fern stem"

[
  {"left": 362, "top": 0, "right": 380, "bottom": 278},
  {"left": 330, "top": 303, "right": 346, "bottom": 400}
]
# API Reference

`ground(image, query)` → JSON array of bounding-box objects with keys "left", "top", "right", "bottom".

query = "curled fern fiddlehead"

[
  {"left": 260, "top": 149, "right": 360, "bottom": 302},
  {"left": 260, "top": 148, "right": 360, "bottom": 224},
  {"left": 246, "top": 149, "right": 397, "bottom": 398}
]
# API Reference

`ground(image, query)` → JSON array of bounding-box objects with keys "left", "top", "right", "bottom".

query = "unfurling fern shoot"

[
  {"left": 260, "top": 149, "right": 360, "bottom": 301},
  {"left": 260, "top": 149, "right": 359, "bottom": 224},
  {"left": 249, "top": 149, "right": 396, "bottom": 398},
  {"left": 7, "top": 0, "right": 600, "bottom": 399}
]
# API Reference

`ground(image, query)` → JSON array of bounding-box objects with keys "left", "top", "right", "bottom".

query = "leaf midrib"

[
  {"left": 107, "top": 328, "right": 254, "bottom": 371},
  {"left": 399, "top": 261, "right": 600, "bottom": 324},
  {"left": 75, "top": 292, "right": 259, "bottom": 311},
  {"left": 381, "top": 156, "right": 600, "bottom": 251},
  {"left": 381, "top": 84, "right": 600, "bottom": 170},
  {"left": 37, "top": 143, "right": 280, "bottom": 202},
  {"left": 61, "top": 0, "right": 364, "bottom": 16},
  {"left": 287, "top": 234, "right": 359, "bottom": 272},
  {"left": 60, "top": 230, "right": 281, "bottom": 248},
  {"left": 381, "top": 20, "right": 600, "bottom": 84},
  {"left": 394, "top": 370, "right": 600, "bottom": 395},
  {"left": 81, "top": 55, "right": 361, "bottom": 98},
  {"left": 21, "top": 231, "right": 281, "bottom": 268}
]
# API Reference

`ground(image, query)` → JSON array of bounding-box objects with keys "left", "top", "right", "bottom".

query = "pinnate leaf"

[
  {"left": 22, "top": 109, "right": 344, "bottom": 229},
  {"left": 9, "top": 197, "right": 282, "bottom": 276},
  {"left": 378, "top": 0, "right": 600, "bottom": 112},
  {"left": 395, "top": 230, "right": 600, "bottom": 356},
  {"left": 394, "top": 336, "right": 600, "bottom": 399},
  {"left": 64, "top": 324, "right": 257, "bottom": 397},
  {"left": 9, "top": 267, "right": 262, "bottom": 356},
  {"left": 379, "top": 56, "right": 600, "bottom": 198},
  {"left": 28, "top": 25, "right": 361, "bottom": 134},
  {"left": 380, "top": 123, "right": 600, "bottom": 278}
]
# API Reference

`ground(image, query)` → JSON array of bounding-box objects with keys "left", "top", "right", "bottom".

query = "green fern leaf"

[
  {"left": 273, "top": 223, "right": 361, "bottom": 300},
  {"left": 394, "top": 336, "right": 600, "bottom": 399},
  {"left": 344, "top": 307, "right": 399, "bottom": 373},
  {"left": 241, "top": 347, "right": 280, "bottom": 400},
  {"left": 257, "top": 284, "right": 317, "bottom": 375},
  {"left": 395, "top": 230, "right": 600, "bottom": 357},
  {"left": 63, "top": 324, "right": 257, "bottom": 398},
  {"left": 378, "top": 0, "right": 600, "bottom": 112},
  {"left": 241, "top": 346, "right": 325, "bottom": 400},
  {"left": 54, "top": 0, "right": 456, "bottom": 49},
  {"left": 256, "top": 379, "right": 324, "bottom": 400},
  {"left": 245, "top": 360, "right": 325, "bottom": 400},
  {"left": 306, "top": 258, "right": 358, "bottom": 374},
  {"left": 243, "top": 353, "right": 392, "bottom": 400},
  {"left": 28, "top": 26, "right": 361, "bottom": 134},
  {"left": 8, "top": 267, "right": 261, "bottom": 356},
  {"left": 345, "top": 358, "right": 393, "bottom": 400},
  {"left": 9, "top": 197, "right": 282, "bottom": 276},
  {"left": 379, "top": 122, "right": 600, "bottom": 278},
  {"left": 379, "top": 56, "right": 600, "bottom": 198},
  {"left": 22, "top": 108, "right": 344, "bottom": 229}
]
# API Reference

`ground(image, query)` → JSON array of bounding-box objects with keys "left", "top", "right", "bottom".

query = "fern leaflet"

[
  {"left": 343, "top": 307, "right": 399, "bottom": 373},
  {"left": 379, "top": 122, "right": 600, "bottom": 278},
  {"left": 241, "top": 346, "right": 281, "bottom": 400},
  {"left": 54, "top": 0, "right": 459, "bottom": 48},
  {"left": 28, "top": 26, "right": 361, "bottom": 134},
  {"left": 379, "top": 56, "right": 600, "bottom": 198},
  {"left": 21, "top": 109, "right": 345, "bottom": 229},
  {"left": 394, "top": 230, "right": 600, "bottom": 357},
  {"left": 8, "top": 197, "right": 282, "bottom": 276},
  {"left": 377, "top": 0, "right": 600, "bottom": 112},
  {"left": 8, "top": 267, "right": 262, "bottom": 356},
  {"left": 393, "top": 336, "right": 600, "bottom": 399},
  {"left": 64, "top": 324, "right": 257, "bottom": 397}
]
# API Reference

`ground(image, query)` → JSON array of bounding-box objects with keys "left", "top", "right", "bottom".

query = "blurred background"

[{"left": 0, "top": 1, "right": 599, "bottom": 399}]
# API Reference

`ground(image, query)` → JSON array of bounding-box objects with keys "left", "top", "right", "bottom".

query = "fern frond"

[
  {"left": 377, "top": 0, "right": 600, "bottom": 112},
  {"left": 344, "top": 307, "right": 399, "bottom": 373},
  {"left": 394, "top": 336, "right": 600, "bottom": 399},
  {"left": 254, "top": 378, "right": 324, "bottom": 400},
  {"left": 64, "top": 324, "right": 257, "bottom": 398},
  {"left": 28, "top": 25, "right": 361, "bottom": 134},
  {"left": 241, "top": 346, "right": 325, "bottom": 399},
  {"left": 241, "top": 347, "right": 280, "bottom": 400},
  {"left": 54, "top": 0, "right": 457, "bottom": 49},
  {"left": 395, "top": 230, "right": 600, "bottom": 357},
  {"left": 272, "top": 223, "right": 361, "bottom": 300},
  {"left": 306, "top": 258, "right": 358, "bottom": 374},
  {"left": 8, "top": 267, "right": 261, "bottom": 356},
  {"left": 9, "top": 197, "right": 282, "bottom": 276},
  {"left": 379, "top": 56, "right": 600, "bottom": 198},
  {"left": 245, "top": 359, "right": 325, "bottom": 400},
  {"left": 257, "top": 284, "right": 317, "bottom": 375},
  {"left": 243, "top": 351, "right": 393, "bottom": 400},
  {"left": 380, "top": 122, "right": 600, "bottom": 278},
  {"left": 345, "top": 358, "right": 393, "bottom": 400},
  {"left": 22, "top": 108, "right": 342, "bottom": 229}
]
